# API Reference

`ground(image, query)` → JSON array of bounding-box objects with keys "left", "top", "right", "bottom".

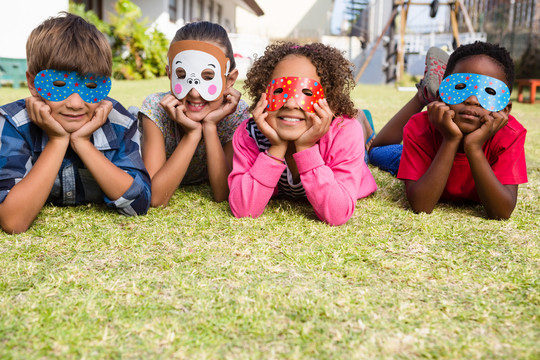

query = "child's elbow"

[
  {"left": 0, "top": 218, "right": 31, "bottom": 234},
  {"left": 320, "top": 211, "right": 353, "bottom": 226},
  {"left": 150, "top": 191, "right": 171, "bottom": 208},
  {"left": 410, "top": 203, "right": 435, "bottom": 215},
  {"left": 323, "top": 217, "right": 349, "bottom": 226},
  {"left": 230, "top": 207, "right": 259, "bottom": 219},
  {"left": 486, "top": 208, "right": 513, "bottom": 220},
  {"left": 407, "top": 196, "right": 435, "bottom": 214},
  {"left": 489, "top": 213, "right": 511, "bottom": 220},
  {"left": 213, "top": 192, "right": 229, "bottom": 203},
  {"left": 229, "top": 200, "right": 262, "bottom": 219}
]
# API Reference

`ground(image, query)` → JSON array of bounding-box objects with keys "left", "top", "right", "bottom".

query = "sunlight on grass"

[{"left": 0, "top": 79, "right": 539, "bottom": 359}]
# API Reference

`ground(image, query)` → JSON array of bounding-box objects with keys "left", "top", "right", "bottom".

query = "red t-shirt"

[{"left": 397, "top": 111, "right": 527, "bottom": 202}]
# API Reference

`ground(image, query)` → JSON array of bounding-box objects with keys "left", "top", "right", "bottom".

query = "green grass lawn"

[{"left": 0, "top": 79, "right": 539, "bottom": 359}]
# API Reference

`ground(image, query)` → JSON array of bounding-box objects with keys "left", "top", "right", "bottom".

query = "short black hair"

[{"left": 444, "top": 41, "right": 515, "bottom": 92}]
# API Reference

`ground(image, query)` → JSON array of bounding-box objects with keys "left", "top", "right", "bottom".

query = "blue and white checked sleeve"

[
  {"left": 0, "top": 114, "right": 33, "bottom": 204},
  {"left": 102, "top": 109, "right": 151, "bottom": 216}
]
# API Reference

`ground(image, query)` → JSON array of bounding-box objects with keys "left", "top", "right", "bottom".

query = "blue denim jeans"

[{"left": 368, "top": 144, "right": 403, "bottom": 176}]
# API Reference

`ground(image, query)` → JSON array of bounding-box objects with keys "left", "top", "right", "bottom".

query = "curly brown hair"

[{"left": 244, "top": 42, "right": 357, "bottom": 118}]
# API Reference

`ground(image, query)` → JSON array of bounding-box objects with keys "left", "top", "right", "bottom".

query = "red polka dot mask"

[
  {"left": 439, "top": 73, "right": 510, "bottom": 112},
  {"left": 265, "top": 77, "right": 325, "bottom": 113},
  {"left": 34, "top": 69, "right": 111, "bottom": 103},
  {"left": 168, "top": 40, "right": 230, "bottom": 102}
]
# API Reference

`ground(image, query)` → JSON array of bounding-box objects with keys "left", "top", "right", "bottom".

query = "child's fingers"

[
  {"left": 224, "top": 87, "right": 241, "bottom": 104},
  {"left": 314, "top": 99, "right": 332, "bottom": 121},
  {"left": 306, "top": 112, "right": 320, "bottom": 131},
  {"left": 491, "top": 111, "right": 508, "bottom": 130},
  {"left": 220, "top": 89, "right": 240, "bottom": 115},
  {"left": 253, "top": 93, "right": 268, "bottom": 116},
  {"left": 160, "top": 94, "right": 182, "bottom": 119},
  {"left": 25, "top": 96, "right": 49, "bottom": 124},
  {"left": 175, "top": 104, "right": 189, "bottom": 123},
  {"left": 441, "top": 107, "right": 455, "bottom": 123},
  {"left": 174, "top": 105, "right": 201, "bottom": 133},
  {"left": 253, "top": 111, "right": 269, "bottom": 132},
  {"left": 94, "top": 100, "right": 113, "bottom": 125},
  {"left": 313, "top": 100, "right": 332, "bottom": 132}
]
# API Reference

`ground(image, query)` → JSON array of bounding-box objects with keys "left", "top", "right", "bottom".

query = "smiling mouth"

[
  {"left": 279, "top": 116, "right": 304, "bottom": 123},
  {"left": 62, "top": 113, "right": 85, "bottom": 119},
  {"left": 460, "top": 108, "right": 480, "bottom": 116},
  {"left": 187, "top": 101, "right": 206, "bottom": 108}
]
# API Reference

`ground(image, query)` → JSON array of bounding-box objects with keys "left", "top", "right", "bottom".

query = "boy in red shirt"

[{"left": 397, "top": 42, "right": 527, "bottom": 219}]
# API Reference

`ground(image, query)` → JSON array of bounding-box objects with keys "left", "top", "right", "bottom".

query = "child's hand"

[
  {"left": 203, "top": 88, "right": 241, "bottom": 126},
  {"left": 160, "top": 94, "right": 202, "bottom": 136},
  {"left": 253, "top": 93, "right": 286, "bottom": 147},
  {"left": 463, "top": 111, "right": 508, "bottom": 151},
  {"left": 70, "top": 100, "right": 113, "bottom": 143},
  {"left": 159, "top": 93, "right": 183, "bottom": 121},
  {"left": 427, "top": 101, "right": 462, "bottom": 141},
  {"left": 25, "top": 96, "right": 69, "bottom": 140},
  {"left": 295, "top": 99, "right": 333, "bottom": 151}
]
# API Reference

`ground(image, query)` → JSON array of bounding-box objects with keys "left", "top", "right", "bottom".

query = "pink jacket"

[{"left": 228, "top": 116, "right": 377, "bottom": 225}]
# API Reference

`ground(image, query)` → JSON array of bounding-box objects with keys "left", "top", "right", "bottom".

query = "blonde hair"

[{"left": 26, "top": 12, "right": 112, "bottom": 77}]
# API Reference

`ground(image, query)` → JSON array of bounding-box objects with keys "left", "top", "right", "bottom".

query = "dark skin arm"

[
  {"left": 404, "top": 101, "right": 462, "bottom": 214},
  {"left": 406, "top": 101, "right": 516, "bottom": 219},
  {"left": 463, "top": 108, "right": 517, "bottom": 219}
]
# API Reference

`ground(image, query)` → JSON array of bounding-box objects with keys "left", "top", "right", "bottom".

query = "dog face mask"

[
  {"left": 168, "top": 40, "right": 230, "bottom": 102},
  {"left": 439, "top": 73, "right": 510, "bottom": 112},
  {"left": 265, "top": 76, "right": 325, "bottom": 113},
  {"left": 34, "top": 69, "right": 111, "bottom": 103}
]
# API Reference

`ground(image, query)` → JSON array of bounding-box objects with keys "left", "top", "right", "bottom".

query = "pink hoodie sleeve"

[
  {"left": 228, "top": 122, "right": 286, "bottom": 218},
  {"left": 293, "top": 117, "right": 377, "bottom": 226}
]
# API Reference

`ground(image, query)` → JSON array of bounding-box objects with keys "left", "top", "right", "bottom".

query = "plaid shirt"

[{"left": 0, "top": 98, "right": 151, "bottom": 216}]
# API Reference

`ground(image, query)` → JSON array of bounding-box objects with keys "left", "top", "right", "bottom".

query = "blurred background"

[{"left": 0, "top": 0, "right": 538, "bottom": 88}]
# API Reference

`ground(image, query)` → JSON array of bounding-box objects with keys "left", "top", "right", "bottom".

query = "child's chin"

[
  {"left": 60, "top": 122, "right": 87, "bottom": 134},
  {"left": 184, "top": 112, "right": 207, "bottom": 122},
  {"left": 277, "top": 132, "right": 303, "bottom": 142}
]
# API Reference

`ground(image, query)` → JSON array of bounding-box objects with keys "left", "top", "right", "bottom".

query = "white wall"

[
  {"left": 235, "top": 0, "right": 333, "bottom": 40},
  {"left": 101, "top": 0, "right": 241, "bottom": 41},
  {"left": 0, "top": 0, "right": 69, "bottom": 58}
]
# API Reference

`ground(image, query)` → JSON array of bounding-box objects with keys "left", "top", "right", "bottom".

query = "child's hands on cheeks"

[
  {"left": 294, "top": 98, "right": 333, "bottom": 152},
  {"left": 25, "top": 96, "right": 69, "bottom": 141},
  {"left": 203, "top": 87, "right": 241, "bottom": 126},
  {"left": 159, "top": 94, "right": 202, "bottom": 136},
  {"left": 70, "top": 100, "right": 113, "bottom": 144},
  {"left": 252, "top": 93, "right": 287, "bottom": 148},
  {"left": 427, "top": 101, "right": 462, "bottom": 142},
  {"left": 463, "top": 111, "right": 508, "bottom": 152}
]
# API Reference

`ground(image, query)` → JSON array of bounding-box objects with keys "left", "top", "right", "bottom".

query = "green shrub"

[{"left": 70, "top": 0, "right": 169, "bottom": 80}]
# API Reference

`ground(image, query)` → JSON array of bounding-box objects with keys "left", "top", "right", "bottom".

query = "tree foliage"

[{"left": 70, "top": 0, "right": 169, "bottom": 80}]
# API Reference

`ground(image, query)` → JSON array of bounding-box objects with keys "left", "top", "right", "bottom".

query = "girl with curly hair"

[{"left": 227, "top": 42, "right": 377, "bottom": 225}]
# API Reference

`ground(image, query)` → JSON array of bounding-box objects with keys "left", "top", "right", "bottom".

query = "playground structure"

[{"left": 355, "top": 0, "right": 485, "bottom": 83}]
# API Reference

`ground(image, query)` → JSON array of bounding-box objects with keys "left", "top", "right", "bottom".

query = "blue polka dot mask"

[
  {"left": 439, "top": 73, "right": 510, "bottom": 112},
  {"left": 34, "top": 69, "right": 112, "bottom": 103}
]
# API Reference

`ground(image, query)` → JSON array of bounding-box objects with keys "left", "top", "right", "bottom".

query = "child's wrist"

[
  {"left": 69, "top": 135, "right": 92, "bottom": 152},
  {"left": 264, "top": 149, "right": 285, "bottom": 164},
  {"left": 46, "top": 135, "right": 70, "bottom": 148},
  {"left": 295, "top": 143, "right": 314, "bottom": 153},
  {"left": 201, "top": 121, "right": 218, "bottom": 132},
  {"left": 183, "top": 127, "right": 203, "bottom": 140}
]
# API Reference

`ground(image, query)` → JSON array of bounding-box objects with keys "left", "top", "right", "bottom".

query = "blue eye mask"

[
  {"left": 34, "top": 69, "right": 112, "bottom": 103},
  {"left": 438, "top": 73, "right": 510, "bottom": 112}
]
